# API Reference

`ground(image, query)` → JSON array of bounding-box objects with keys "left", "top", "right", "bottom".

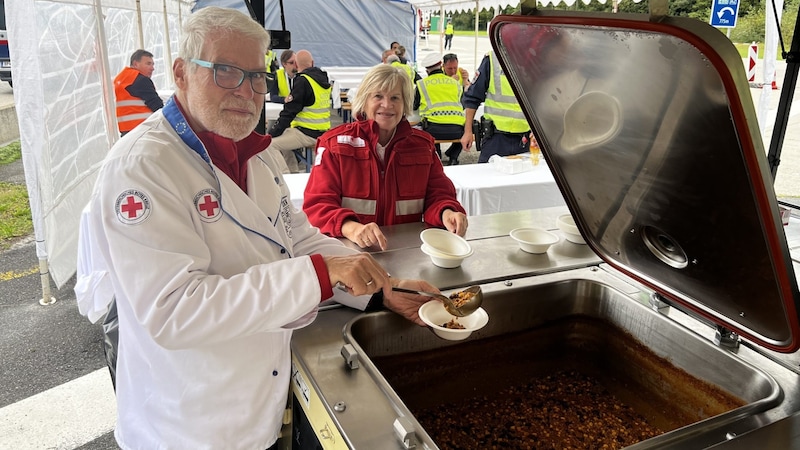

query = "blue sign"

[{"left": 710, "top": 0, "right": 739, "bottom": 28}]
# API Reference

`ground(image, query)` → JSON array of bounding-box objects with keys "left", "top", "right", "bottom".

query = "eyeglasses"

[
  {"left": 286, "top": 60, "right": 297, "bottom": 65},
  {"left": 190, "top": 59, "right": 270, "bottom": 94}
]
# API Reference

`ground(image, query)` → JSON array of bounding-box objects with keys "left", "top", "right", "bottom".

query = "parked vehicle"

[{"left": 0, "top": 0, "right": 10, "bottom": 87}]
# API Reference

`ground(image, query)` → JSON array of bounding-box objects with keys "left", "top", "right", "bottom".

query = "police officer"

[
  {"left": 414, "top": 52, "right": 465, "bottom": 165},
  {"left": 460, "top": 50, "right": 531, "bottom": 163}
]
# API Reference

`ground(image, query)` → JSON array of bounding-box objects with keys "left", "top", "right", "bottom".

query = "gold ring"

[{"left": 366, "top": 279, "right": 374, "bottom": 286}]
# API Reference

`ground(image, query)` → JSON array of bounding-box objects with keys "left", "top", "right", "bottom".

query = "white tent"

[
  {"left": 3, "top": 0, "right": 762, "bottom": 303},
  {"left": 8, "top": 0, "right": 190, "bottom": 296}
]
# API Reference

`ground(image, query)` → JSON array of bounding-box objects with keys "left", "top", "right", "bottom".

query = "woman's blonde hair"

[{"left": 351, "top": 64, "right": 414, "bottom": 119}]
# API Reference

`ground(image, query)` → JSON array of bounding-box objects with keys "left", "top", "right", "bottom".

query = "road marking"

[
  {"left": 0, "top": 265, "right": 38, "bottom": 281},
  {"left": 0, "top": 369, "right": 116, "bottom": 449}
]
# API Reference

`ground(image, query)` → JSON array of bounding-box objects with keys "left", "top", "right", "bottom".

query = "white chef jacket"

[{"left": 75, "top": 98, "right": 369, "bottom": 449}]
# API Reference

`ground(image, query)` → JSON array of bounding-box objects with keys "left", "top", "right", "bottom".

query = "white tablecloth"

[
  {"left": 264, "top": 102, "right": 283, "bottom": 121},
  {"left": 282, "top": 162, "right": 564, "bottom": 216},
  {"left": 285, "top": 173, "right": 311, "bottom": 210},
  {"left": 444, "top": 162, "right": 565, "bottom": 216}
]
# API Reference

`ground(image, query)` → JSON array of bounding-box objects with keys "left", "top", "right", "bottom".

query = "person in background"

[
  {"left": 265, "top": 47, "right": 279, "bottom": 74},
  {"left": 381, "top": 49, "right": 396, "bottom": 64},
  {"left": 113, "top": 49, "right": 164, "bottom": 136},
  {"left": 390, "top": 46, "right": 421, "bottom": 89},
  {"left": 303, "top": 64, "right": 468, "bottom": 251},
  {"left": 443, "top": 53, "right": 471, "bottom": 92},
  {"left": 390, "top": 41, "right": 400, "bottom": 52},
  {"left": 414, "top": 52, "right": 465, "bottom": 166},
  {"left": 269, "top": 49, "right": 297, "bottom": 103},
  {"left": 444, "top": 20, "right": 454, "bottom": 50},
  {"left": 267, "top": 49, "right": 332, "bottom": 173},
  {"left": 396, "top": 45, "right": 410, "bottom": 65},
  {"left": 75, "top": 7, "right": 437, "bottom": 449},
  {"left": 461, "top": 49, "right": 531, "bottom": 163}
]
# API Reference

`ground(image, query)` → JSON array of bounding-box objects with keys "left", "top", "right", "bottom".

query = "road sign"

[{"left": 710, "top": 0, "right": 739, "bottom": 28}]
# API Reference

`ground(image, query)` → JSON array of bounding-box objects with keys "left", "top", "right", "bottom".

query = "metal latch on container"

[
  {"left": 341, "top": 344, "right": 360, "bottom": 369},
  {"left": 393, "top": 417, "right": 419, "bottom": 449},
  {"left": 714, "top": 326, "right": 740, "bottom": 350},
  {"left": 649, "top": 292, "right": 670, "bottom": 313}
]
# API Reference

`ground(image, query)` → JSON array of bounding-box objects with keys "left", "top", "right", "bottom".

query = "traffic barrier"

[{"left": 748, "top": 42, "right": 757, "bottom": 82}]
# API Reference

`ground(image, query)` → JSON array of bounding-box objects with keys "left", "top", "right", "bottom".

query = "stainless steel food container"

[{"left": 288, "top": 10, "right": 800, "bottom": 450}]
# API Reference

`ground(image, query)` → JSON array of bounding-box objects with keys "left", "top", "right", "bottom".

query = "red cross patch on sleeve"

[
  {"left": 115, "top": 190, "right": 152, "bottom": 225},
  {"left": 194, "top": 189, "right": 222, "bottom": 223}
]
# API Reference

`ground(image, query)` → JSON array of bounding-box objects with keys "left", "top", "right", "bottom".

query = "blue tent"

[{"left": 193, "top": 0, "right": 419, "bottom": 67}]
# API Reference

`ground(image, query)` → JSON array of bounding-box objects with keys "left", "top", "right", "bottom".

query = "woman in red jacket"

[{"left": 303, "top": 64, "right": 468, "bottom": 251}]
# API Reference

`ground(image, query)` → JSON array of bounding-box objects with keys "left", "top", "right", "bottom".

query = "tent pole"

[
  {"left": 474, "top": 1, "right": 479, "bottom": 75},
  {"left": 38, "top": 258, "right": 56, "bottom": 306},
  {"left": 136, "top": 0, "right": 145, "bottom": 49}
]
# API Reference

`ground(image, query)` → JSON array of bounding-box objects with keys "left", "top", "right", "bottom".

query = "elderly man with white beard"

[{"left": 74, "top": 6, "right": 439, "bottom": 449}]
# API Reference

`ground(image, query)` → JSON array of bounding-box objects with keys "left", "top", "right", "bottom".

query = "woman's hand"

[
  {"left": 342, "top": 221, "right": 388, "bottom": 251},
  {"left": 442, "top": 210, "right": 468, "bottom": 237},
  {"left": 382, "top": 278, "right": 441, "bottom": 326}
]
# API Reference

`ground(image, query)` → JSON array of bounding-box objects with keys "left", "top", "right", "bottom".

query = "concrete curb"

[{"left": 0, "top": 104, "right": 19, "bottom": 146}]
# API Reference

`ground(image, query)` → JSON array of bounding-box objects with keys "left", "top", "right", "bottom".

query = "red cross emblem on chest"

[{"left": 194, "top": 189, "right": 222, "bottom": 223}]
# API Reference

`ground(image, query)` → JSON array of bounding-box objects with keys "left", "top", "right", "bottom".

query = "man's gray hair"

[
  {"left": 179, "top": 7, "right": 270, "bottom": 62},
  {"left": 352, "top": 64, "right": 414, "bottom": 118}
]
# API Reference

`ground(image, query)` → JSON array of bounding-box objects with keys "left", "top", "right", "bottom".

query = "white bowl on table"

[
  {"left": 420, "top": 228, "right": 471, "bottom": 257},
  {"left": 510, "top": 227, "right": 559, "bottom": 254},
  {"left": 556, "top": 214, "right": 586, "bottom": 244},
  {"left": 418, "top": 300, "right": 489, "bottom": 341},
  {"left": 421, "top": 243, "right": 473, "bottom": 268}
]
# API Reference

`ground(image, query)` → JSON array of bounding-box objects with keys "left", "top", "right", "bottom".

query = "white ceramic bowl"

[
  {"left": 418, "top": 300, "right": 489, "bottom": 341},
  {"left": 556, "top": 214, "right": 586, "bottom": 244},
  {"left": 421, "top": 243, "right": 473, "bottom": 268},
  {"left": 510, "top": 227, "right": 559, "bottom": 254},
  {"left": 420, "top": 228, "right": 472, "bottom": 257}
]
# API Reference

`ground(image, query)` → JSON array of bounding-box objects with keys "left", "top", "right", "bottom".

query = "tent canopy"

[{"left": 192, "top": 0, "right": 419, "bottom": 66}]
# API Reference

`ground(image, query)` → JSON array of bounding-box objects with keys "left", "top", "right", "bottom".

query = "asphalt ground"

[{"left": 0, "top": 32, "right": 798, "bottom": 449}]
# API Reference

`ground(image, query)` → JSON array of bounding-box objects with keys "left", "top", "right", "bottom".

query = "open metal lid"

[{"left": 491, "top": 11, "right": 800, "bottom": 352}]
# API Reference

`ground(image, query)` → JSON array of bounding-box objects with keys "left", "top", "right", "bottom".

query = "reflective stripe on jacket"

[
  {"left": 417, "top": 73, "right": 465, "bottom": 126},
  {"left": 114, "top": 67, "right": 153, "bottom": 133},
  {"left": 484, "top": 52, "right": 529, "bottom": 134},
  {"left": 290, "top": 74, "right": 332, "bottom": 131},
  {"left": 303, "top": 119, "right": 465, "bottom": 235}
]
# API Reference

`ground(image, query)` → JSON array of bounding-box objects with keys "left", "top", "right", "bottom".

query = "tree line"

[{"left": 445, "top": 0, "right": 799, "bottom": 45}]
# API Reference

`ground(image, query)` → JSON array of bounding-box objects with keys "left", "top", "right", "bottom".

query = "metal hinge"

[
  {"left": 393, "top": 417, "right": 419, "bottom": 449},
  {"left": 340, "top": 343, "right": 360, "bottom": 369}
]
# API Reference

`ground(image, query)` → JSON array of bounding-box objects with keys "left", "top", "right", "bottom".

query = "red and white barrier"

[{"left": 747, "top": 42, "right": 757, "bottom": 82}]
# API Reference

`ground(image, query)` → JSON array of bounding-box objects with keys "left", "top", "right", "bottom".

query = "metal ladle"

[{"left": 392, "top": 285, "right": 483, "bottom": 317}]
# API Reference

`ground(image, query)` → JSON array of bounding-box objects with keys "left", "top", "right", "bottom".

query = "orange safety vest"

[{"left": 114, "top": 67, "right": 154, "bottom": 133}]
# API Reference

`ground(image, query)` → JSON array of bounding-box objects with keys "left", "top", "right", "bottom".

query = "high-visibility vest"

[
  {"left": 265, "top": 50, "right": 277, "bottom": 73},
  {"left": 291, "top": 74, "right": 332, "bottom": 131},
  {"left": 417, "top": 73, "right": 465, "bottom": 126},
  {"left": 484, "top": 52, "right": 529, "bottom": 134},
  {"left": 445, "top": 23, "right": 454, "bottom": 35},
  {"left": 276, "top": 67, "right": 291, "bottom": 98},
  {"left": 114, "top": 67, "right": 153, "bottom": 133},
  {"left": 390, "top": 61, "right": 416, "bottom": 90}
]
